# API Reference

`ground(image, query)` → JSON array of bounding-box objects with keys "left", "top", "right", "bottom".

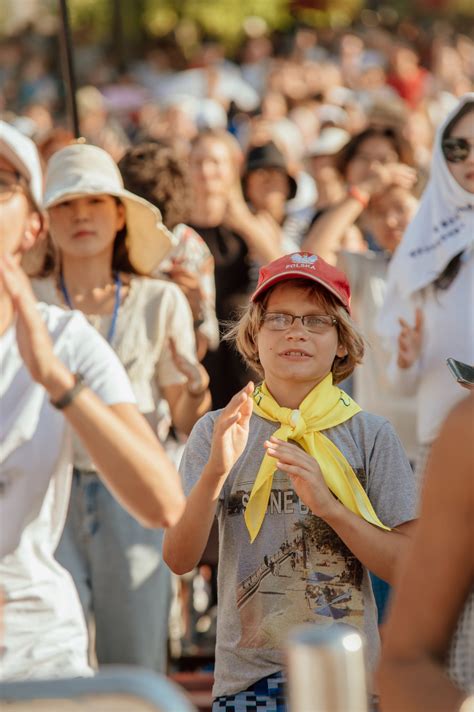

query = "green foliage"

[
  {"left": 294, "top": 0, "right": 363, "bottom": 28},
  {"left": 6, "top": 0, "right": 467, "bottom": 45},
  {"left": 143, "top": 0, "right": 293, "bottom": 50},
  {"left": 68, "top": 0, "right": 113, "bottom": 39}
]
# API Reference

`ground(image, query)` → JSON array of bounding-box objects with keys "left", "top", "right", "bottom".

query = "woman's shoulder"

[
  {"left": 126, "top": 274, "right": 187, "bottom": 305},
  {"left": 122, "top": 278, "right": 191, "bottom": 339}
]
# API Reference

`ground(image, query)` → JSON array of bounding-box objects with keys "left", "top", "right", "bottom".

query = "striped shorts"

[{"left": 212, "top": 671, "right": 286, "bottom": 712}]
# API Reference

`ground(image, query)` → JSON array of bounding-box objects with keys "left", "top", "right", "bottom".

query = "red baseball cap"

[{"left": 251, "top": 252, "right": 351, "bottom": 312}]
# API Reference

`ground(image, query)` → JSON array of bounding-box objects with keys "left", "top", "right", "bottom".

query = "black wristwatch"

[{"left": 50, "top": 373, "right": 86, "bottom": 410}]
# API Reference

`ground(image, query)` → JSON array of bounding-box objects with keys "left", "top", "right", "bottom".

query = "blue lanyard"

[{"left": 59, "top": 271, "right": 122, "bottom": 344}]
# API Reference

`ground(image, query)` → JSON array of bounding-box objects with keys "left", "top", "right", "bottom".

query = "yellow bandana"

[{"left": 245, "top": 373, "right": 390, "bottom": 542}]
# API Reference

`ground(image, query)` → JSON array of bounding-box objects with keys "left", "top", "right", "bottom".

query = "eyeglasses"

[
  {"left": 261, "top": 312, "right": 337, "bottom": 333},
  {"left": 441, "top": 137, "right": 474, "bottom": 163},
  {"left": 0, "top": 170, "right": 25, "bottom": 201}
]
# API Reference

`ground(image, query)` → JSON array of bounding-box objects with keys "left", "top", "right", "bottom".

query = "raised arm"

[
  {"left": 163, "top": 382, "right": 254, "bottom": 574},
  {"left": 302, "top": 163, "right": 417, "bottom": 264},
  {"left": 302, "top": 193, "right": 369, "bottom": 264},
  {"left": 224, "top": 186, "right": 284, "bottom": 264},
  {"left": 1, "top": 255, "right": 185, "bottom": 529}
]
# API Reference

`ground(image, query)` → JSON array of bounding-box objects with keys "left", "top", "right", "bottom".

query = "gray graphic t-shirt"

[{"left": 181, "top": 410, "right": 416, "bottom": 698}]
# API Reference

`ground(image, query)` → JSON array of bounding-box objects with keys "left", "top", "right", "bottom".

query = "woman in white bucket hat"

[
  {"left": 0, "top": 123, "right": 185, "bottom": 681},
  {"left": 42, "top": 141, "right": 172, "bottom": 274},
  {"left": 32, "top": 141, "right": 211, "bottom": 673}
]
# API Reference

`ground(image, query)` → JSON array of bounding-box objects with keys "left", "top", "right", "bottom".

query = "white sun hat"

[
  {"left": 43, "top": 143, "right": 175, "bottom": 274},
  {"left": 0, "top": 119, "right": 43, "bottom": 208}
]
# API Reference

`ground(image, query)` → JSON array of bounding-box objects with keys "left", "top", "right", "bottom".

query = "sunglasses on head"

[{"left": 441, "top": 137, "right": 474, "bottom": 163}]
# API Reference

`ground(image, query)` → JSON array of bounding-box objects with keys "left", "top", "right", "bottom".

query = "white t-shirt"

[{"left": 0, "top": 303, "right": 135, "bottom": 681}]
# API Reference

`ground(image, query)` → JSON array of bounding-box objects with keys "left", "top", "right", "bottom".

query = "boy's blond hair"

[{"left": 225, "top": 279, "right": 365, "bottom": 384}]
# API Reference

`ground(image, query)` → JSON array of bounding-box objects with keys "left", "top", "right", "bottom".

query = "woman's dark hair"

[
  {"left": 433, "top": 251, "right": 464, "bottom": 292},
  {"left": 442, "top": 101, "right": 474, "bottom": 141},
  {"left": 118, "top": 141, "right": 190, "bottom": 229},
  {"left": 335, "top": 126, "right": 414, "bottom": 177},
  {"left": 111, "top": 223, "right": 141, "bottom": 275}
]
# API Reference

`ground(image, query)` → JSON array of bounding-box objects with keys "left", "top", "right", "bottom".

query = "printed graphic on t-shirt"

[{"left": 227, "top": 471, "right": 365, "bottom": 650}]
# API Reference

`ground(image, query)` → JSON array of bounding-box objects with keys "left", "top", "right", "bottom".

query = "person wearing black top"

[{"left": 188, "top": 129, "right": 284, "bottom": 407}]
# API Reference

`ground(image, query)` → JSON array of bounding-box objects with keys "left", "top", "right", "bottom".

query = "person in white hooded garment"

[{"left": 376, "top": 94, "right": 474, "bottom": 479}]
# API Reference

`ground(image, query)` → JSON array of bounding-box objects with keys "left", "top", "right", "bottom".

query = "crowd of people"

[{"left": 1, "top": 15, "right": 473, "bottom": 712}]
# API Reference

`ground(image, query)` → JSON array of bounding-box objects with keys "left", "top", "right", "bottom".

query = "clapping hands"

[
  {"left": 397, "top": 308, "right": 424, "bottom": 369},
  {"left": 208, "top": 383, "right": 254, "bottom": 477},
  {"left": 264, "top": 437, "right": 335, "bottom": 519},
  {"left": 0, "top": 254, "right": 67, "bottom": 392}
]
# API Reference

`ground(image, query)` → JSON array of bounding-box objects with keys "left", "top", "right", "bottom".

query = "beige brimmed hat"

[{"left": 43, "top": 143, "right": 174, "bottom": 274}]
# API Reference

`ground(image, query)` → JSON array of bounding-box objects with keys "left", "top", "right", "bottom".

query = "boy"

[{"left": 164, "top": 252, "right": 416, "bottom": 710}]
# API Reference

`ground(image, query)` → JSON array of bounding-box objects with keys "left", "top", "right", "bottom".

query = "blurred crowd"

[
  {"left": 2, "top": 19, "right": 473, "bottom": 157},
  {"left": 4, "top": 19, "right": 473, "bottom": 407},
  {"left": 1, "top": 13, "right": 474, "bottom": 712}
]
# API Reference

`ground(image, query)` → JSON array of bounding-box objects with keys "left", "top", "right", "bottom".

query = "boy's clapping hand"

[
  {"left": 208, "top": 382, "right": 254, "bottom": 477},
  {"left": 264, "top": 436, "right": 336, "bottom": 520}
]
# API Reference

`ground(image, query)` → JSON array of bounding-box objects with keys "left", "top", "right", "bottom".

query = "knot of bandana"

[
  {"left": 288, "top": 409, "right": 305, "bottom": 437},
  {"left": 245, "top": 373, "right": 390, "bottom": 542}
]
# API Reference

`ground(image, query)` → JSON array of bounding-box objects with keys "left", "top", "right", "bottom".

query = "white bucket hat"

[
  {"left": 0, "top": 119, "right": 43, "bottom": 207},
  {"left": 306, "top": 128, "right": 350, "bottom": 158},
  {"left": 43, "top": 143, "right": 174, "bottom": 274}
]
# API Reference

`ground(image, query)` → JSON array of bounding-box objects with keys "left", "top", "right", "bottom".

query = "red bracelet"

[{"left": 348, "top": 185, "right": 369, "bottom": 209}]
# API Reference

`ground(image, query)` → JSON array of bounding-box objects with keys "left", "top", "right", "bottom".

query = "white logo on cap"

[{"left": 291, "top": 254, "right": 318, "bottom": 265}]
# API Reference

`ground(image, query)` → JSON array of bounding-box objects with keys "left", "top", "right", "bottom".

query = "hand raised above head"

[{"left": 362, "top": 162, "right": 418, "bottom": 198}]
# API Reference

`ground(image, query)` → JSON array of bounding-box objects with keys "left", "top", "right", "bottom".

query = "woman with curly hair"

[{"left": 118, "top": 140, "right": 219, "bottom": 360}]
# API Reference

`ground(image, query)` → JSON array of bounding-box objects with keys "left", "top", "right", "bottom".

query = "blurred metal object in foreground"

[
  {"left": 0, "top": 666, "right": 197, "bottom": 712},
  {"left": 287, "top": 624, "right": 368, "bottom": 712}
]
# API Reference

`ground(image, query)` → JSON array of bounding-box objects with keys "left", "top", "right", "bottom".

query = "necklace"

[{"left": 59, "top": 271, "right": 122, "bottom": 344}]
